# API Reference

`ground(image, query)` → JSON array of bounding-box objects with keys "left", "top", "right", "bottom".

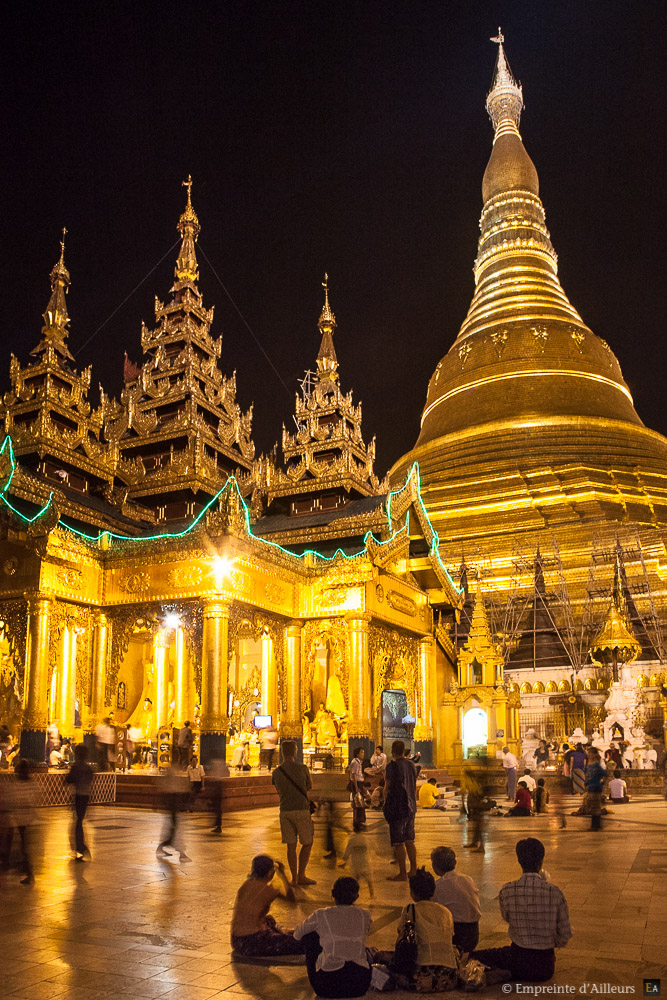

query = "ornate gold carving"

[
  {"left": 369, "top": 623, "right": 418, "bottom": 716},
  {"left": 386, "top": 590, "right": 417, "bottom": 617},
  {"left": 3, "top": 557, "right": 17, "bottom": 577},
  {"left": 570, "top": 327, "right": 585, "bottom": 353},
  {"left": 55, "top": 566, "right": 83, "bottom": 591},
  {"left": 167, "top": 564, "right": 204, "bottom": 589},
  {"left": 0, "top": 599, "right": 28, "bottom": 699},
  {"left": 490, "top": 328, "right": 509, "bottom": 357},
  {"left": 375, "top": 583, "right": 384, "bottom": 603},
  {"left": 230, "top": 665, "right": 261, "bottom": 732},
  {"left": 530, "top": 325, "right": 549, "bottom": 352},
  {"left": 458, "top": 342, "right": 472, "bottom": 368},
  {"left": 118, "top": 571, "right": 151, "bottom": 594},
  {"left": 264, "top": 581, "right": 284, "bottom": 604}
]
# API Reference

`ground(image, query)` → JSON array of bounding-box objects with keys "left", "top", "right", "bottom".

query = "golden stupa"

[{"left": 391, "top": 31, "right": 667, "bottom": 617}]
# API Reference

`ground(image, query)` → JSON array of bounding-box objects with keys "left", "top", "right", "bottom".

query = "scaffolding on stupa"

[{"left": 580, "top": 530, "right": 665, "bottom": 666}]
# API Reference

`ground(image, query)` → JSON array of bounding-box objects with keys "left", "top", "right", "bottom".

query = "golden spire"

[
  {"left": 468, "top": 575, "right": 493, "bottom": 645},
  {"left": 42, "top": 227, "right": 71, "bottom": 339},
  {"left": 589, "top": 598, "right": 641, "bottom": 674},
  {"left": 316, "top": 273, "right": 339, "bottom": 382},
  {"left": 174, "top": 174, "right": 201, "bottom": 284},
  {"left": 486, "top": 28, "right": 524, "bottom": 141}
]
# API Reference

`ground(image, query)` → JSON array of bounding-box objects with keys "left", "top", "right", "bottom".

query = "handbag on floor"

[{"left": 393, "top": 903, "right": 418, "bottom": 978}]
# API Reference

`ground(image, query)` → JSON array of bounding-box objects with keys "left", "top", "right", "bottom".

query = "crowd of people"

[{"left": 230, "top": 837, "right": 571, "bottom": 994}]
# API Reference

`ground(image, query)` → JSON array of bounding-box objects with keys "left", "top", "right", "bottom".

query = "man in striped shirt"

[{"left": 472, "top": 837, "right": 571, "bottom": 982}]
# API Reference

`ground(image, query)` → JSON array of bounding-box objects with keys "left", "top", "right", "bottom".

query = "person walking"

[
  {"left": 271, "top": 740, "right": 316, "bottom": 886},
  {"left": 383, "top": 739, "right": 417, "bottom": 882},
  {"left": 431, "top": 846, "right": 481, "bottom": 953},
  {"left": 584, "top": 748, "right": 606, "bottom": 831},
  {"left": 7, "top": 759, "right": 38, "bottom": 884},
  {"left": 471, "top": 837, "right": 571, "bottom": 983},
  {"left": 207, "top": 755, "right": 229, "bottom": 834},
  {"left": 502, "top": 746, "right": 518, "bottom": 801},
  {"left": 65, "top": 744, "right": 94, "bottom": 861},
  {"left": 95, "top": 717, "right": 115, "bottom": 772},
  {"left": 348, "top": 746, "right": 367, "bottom": 832},
  {"left": 339, "top": 828, "right": 375, "bottom": 899},
  {"left": 186, "top": 754, "right": 205, "bottom": 812},
  {"left": 156, "top": 764, "right": 190, "bottom": 862},
  {"left": 570, "top": 743, "right": 587, "bottom": 795},
  {"left": 259, "top": 725, "right": 279, "bottom": 770},
  {"left": 293, "top": 876, "right": 373, "bottom": 998},
  {"left": 176, "top": 721, "right": 194, "bottom": 770},
  {"left": 463, "top": 770, "right": 490, "bottom": 852}
]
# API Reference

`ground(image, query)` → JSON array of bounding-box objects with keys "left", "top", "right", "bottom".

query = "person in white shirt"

[
  {"left": 95, "top": 718, "right": 116, "bottom": 772},
  {"left": 231, "top": 741, "right": 251, "bottom": 771},
  {"left": 431, "top": 845, "right": 482, "bottom": 953},
  {"left": 521, "top": 769, "right": 536, "bottom": 793},
  {"left": 186, "top": 755, "right": 205, "bottom": 811},
  {"left": 365, "top": 745, "right": 387, "bottom": 776},
  {"left": 49, "top": 748, "right": 65, "bottom": 768},
  {"left": 503, "top": 747, "right": 518, "bottom": 801},
  {"left": 609, "top": 769, "right": 630, "bottom": 803},
  {"left": 293, "top": 876, "right": 372, "bottom": 998}
]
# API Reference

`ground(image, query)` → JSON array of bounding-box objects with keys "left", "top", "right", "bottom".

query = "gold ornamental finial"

[
  {"left": 486, "top": 29, "right": 524, "bottom": 140},
  {"left": 42, "top": 229, "right": 71, "bottom": 339},
  {"left": 316, "top": 273, "right": 338, "bottom": 382},
  {"left": 175, "top": 175, "right": 200, "bottom": 284}
]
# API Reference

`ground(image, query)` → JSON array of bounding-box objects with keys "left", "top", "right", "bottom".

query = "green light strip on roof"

[{"left": 0, "top": 434, "right": 460, "bottom": 594}]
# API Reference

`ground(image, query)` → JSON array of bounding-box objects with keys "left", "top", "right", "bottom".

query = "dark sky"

[{"left": 4, "top": 1, "right": 666, "bottom": 478}]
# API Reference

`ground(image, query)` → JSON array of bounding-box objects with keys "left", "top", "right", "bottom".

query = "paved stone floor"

[{"left": 2, "top": 795, "right": 667, "bottom": 998}]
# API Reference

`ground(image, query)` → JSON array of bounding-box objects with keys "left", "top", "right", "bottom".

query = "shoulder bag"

[
  {"left": 277, "top": 765, "right": 317, "bottom": 814},
  {"left": 393, "top": 903, "right": 418, "bottom": 977}
]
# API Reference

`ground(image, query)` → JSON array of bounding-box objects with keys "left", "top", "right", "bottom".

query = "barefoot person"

[
  {"left": 272, "top": 740, "right": 316, "bottom": 886},
  {"left": 383, "top": 740, "right": 417, "bottom": 882},
  {"left": 231, "top": 854, "right": 303, "bottom": 956}
]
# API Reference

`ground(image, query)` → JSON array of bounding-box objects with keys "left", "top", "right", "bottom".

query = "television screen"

[{"left": 253, "top": 715, "right": 273, "bottom": 729}]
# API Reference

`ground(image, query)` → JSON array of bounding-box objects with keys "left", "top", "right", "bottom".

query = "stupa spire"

[
  {"left": 42, "top": 227, "right": 71, "bottom": 339},
  {"left": 174, "top": 174, "right": 201, "bottom": 285},
  {"left": 486, "top": 28, "right": 524, "bottom": 141},
  {"left": 316, "top": 273, "right": 338, "bottom": 382},
  {"left": 469, "top": 575, "right": 493, "bottom": 644}
]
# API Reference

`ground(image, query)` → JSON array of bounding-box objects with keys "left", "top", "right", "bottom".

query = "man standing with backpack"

[
  {"left": 383, "top": 740, "right": 417, "bottom": 882},
  {"left": 272, "top": 741, "right": 316, "bottom": 886}
]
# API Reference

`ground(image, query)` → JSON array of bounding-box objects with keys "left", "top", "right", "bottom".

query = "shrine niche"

[{"left": 302, "top": 620, "right": 348, "bottom": 749}]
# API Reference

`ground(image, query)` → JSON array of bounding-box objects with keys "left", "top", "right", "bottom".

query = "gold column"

[
  {"left": 200, "top": 599, "right": 229, "bottom": 733},
  {"left": 414, "top": 636, "right": 434, "bottom": 741},
  {"left": 261, "top": 630, "right": 277, "bottom": 722},
  {"left": 174, "top": 626, "right": 190, "bottom": 726},
  {"left": 281, "top": 621, "right": 302, "bottom": 738},
  {"left": 21, "top": 593, "right": 52, "bottom": 755},
  {"left": 89, "top": 610, "right": 108, "bottom": 730},
  {"left": 57, "top": 627, "right": 77, "bottom": 737},
  {"left": 345, "top": 613, "right": 372, "bottom": 738},
  {"left": 154, "top": 628, "right": 169, "bottom": 732}
]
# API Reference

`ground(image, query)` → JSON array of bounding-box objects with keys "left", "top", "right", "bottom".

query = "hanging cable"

[
  {"left": 73, "top": 239, "right": 180, "bottom": 356},
  {"left": 199, "top": 242, "right": 292, "bottom": 398}
]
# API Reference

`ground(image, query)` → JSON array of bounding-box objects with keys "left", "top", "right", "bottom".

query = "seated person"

[
  {"left": 506, "top": 780, "right": 532, "bottom": 816},
  {"left": 431, "top": 846, "right": 481, "bottom": 953},
  {"left": 471, "top": 837, "right": 571, "bottom": 983},
  {"left": 49, "top": 747, "right": 66, "bottom": 768},
  {"left": 609, "top": 769, "right": 630, "bottom": 803},
  {"left": 370, "top": 779, "right": 385, "bottom": 809},
  {"left": 534, "top": 778, "right": 549, "bottom": 813},
  {"left": 378, "top": 867, "right": 459, "bottom": 993},
  {"left": 364, "top": 745, "right": 387, "bottom": 779},
  {"left": 418, "top": 778, "right": 445, "bottom": 811},
  {"left": 230, "top": 854, "right": 303, "bottom": 956},
  {"left": 293, "top": 876, "right": 372, "bottom": 998},
  {"left": 231, "top": 741, "right": 251, "bottom": 772},
  {"left": 521, "top": 769, "right": 536, "bottom": 793}
]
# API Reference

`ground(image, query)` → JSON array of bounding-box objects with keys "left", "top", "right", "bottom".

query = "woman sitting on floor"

[
  {"left": 293, "top": 876, "right": 372, "bottom": 998},
  {"left": 230, "top": 854, "right": 303, "bottom": 956},
  {"left": 505, "top": 780, "right": 532, "bottom": 817},
  {"left": 377, "top": 867, "right": 459, "bottom": 993}
]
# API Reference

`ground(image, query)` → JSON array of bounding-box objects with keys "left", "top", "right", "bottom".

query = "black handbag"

[
  {"left": 277, "top": 765, "right": 317, "bottom": 814},
  {"left": 394, "top": 903, "right": 418, "bottom": 977}
]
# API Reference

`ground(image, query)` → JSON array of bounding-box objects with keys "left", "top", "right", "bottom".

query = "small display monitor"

[{"left": 253, "top": 715, "right": 273, "bottom": 729}]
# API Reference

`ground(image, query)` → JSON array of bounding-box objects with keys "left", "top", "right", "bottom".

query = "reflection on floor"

[{"left": 2, "top": 793, "right": 666, "bottom": 998}]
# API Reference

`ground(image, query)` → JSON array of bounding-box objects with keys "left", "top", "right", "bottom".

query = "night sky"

[{"left": 4, "top": 2, "right": 666, "bottom": 478}]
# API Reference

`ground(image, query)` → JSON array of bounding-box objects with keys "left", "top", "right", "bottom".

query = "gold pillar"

[
  {"left": 261, "top": 630, "right": 277, "bottom": 723},
  {"left": 21, "top": 593, "right": 52, "bottom": 754},
  {"left": 414, "top": 636, "right": 434, "bottom": 741},
  {"left": 200, "top": 599, "right": 229, "bottom": 733},
  {"left": 281, "top": 621, "right": 302, "bottom": 738},
  {"left": 154, "top": 628, "right": 169, "bottom": 732},
  {"left": 346, "top": 613, "right": 372, "bottom": 738},
  {"left": 57, "top": 627, "right": 77, "bottom": 737},
  {"left": 89, "top": 610, "right": 108, "bottom": 730},
  {"left": 174, "top": 626, "right": 191, "bottom": 726}
]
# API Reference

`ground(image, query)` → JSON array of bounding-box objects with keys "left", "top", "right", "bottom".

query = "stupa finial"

[
  {"left": 174, "top": 174, "right": 201, "bottom": 284},
  {"left": 316, "top": 273, "right": 338, "bottom": 382},
  {"left": 42, "top": 228, "right": 71, "bottom": 338},
  {"left": 486, "top": 28, "right": 524, "bottom": 141}
]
